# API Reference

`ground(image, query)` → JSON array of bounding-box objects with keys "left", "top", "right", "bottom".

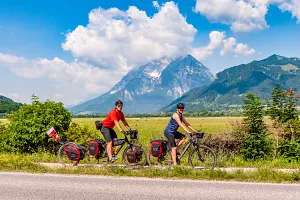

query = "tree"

[
  {"left": 241, "top": 93, "right": 272, "bottom": 160},
  {"left": 267, "top": 85, "right": 300, "bottom": 160},
  {"left": 5, "top": 95, "right": 71, "bottom": 153}
]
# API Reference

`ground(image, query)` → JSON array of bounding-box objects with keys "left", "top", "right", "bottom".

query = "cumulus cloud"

[
  {"left": 62, "top": 1, "right": 197, "bottom": 72},
  {"left": 153, "top": 1, "right": 160, "bottom": 9},
  {"left": 276, "top": 0, "right": 300, "bottom": 23},
  {"left": 194, "top": 0, "right": 269, "bottom": 32},
  {"left": 192, "top": 31, "right": 255, "bottom": 60},
  {"left": 192, "top": 31, "right": 226, "bottom": 60},
  {"left": 0, "top": 53, "right": 126, "bottom": 105},
  {"left": 220, "top": 37, "right": 255, "bottom": 56},
  {"left": 194, "top": 0, "right": 300, "bottom": 32}
]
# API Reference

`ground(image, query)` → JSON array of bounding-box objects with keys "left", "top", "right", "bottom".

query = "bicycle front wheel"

[{"left": 188, "top": 145, "right": 216, "bottom": 170}]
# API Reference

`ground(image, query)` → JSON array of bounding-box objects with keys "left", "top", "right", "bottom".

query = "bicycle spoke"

[{"left": 189, "top": 145, "right": 216, "bottom": 170}]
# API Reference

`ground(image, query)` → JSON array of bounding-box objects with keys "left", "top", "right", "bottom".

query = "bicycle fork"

[{"left": 195, "top": 146, "right": 205, "bottom": 162}]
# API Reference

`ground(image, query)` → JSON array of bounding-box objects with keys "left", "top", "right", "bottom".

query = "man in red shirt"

[{"left": 101, "top": 100, "right": 131, "bottom": 162}]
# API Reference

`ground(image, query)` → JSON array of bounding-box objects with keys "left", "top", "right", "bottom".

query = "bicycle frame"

[
  {"left": 177, "top": 137, "right": 198, "bottom": 160},
  {"left": 112, "top": 133, "right": 136, "bottom": 156}
]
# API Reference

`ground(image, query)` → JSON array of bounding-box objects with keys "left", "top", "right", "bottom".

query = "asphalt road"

[{"left": 1, "top": 172, "right": 300, "bottom": 200}]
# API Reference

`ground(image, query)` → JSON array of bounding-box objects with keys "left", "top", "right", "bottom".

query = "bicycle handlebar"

[{"left": 185, "top": 131, "right": 205, "bottom": 139}]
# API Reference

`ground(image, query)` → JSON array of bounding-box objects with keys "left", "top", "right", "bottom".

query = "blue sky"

[{"left": 0, "top": 0, "right": 299, "bottom": 105}]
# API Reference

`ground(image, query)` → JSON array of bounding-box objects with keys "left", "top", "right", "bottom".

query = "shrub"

[
  {"left": 65, "top": 123, "right": 100, "bottom": 147},
  {"left": 4, "top": 95, "right": 71, "bottom": 153},
  {"left": 241, "top": 93, "right": 272, "bottom": 160},
  {"left": 267, "top": 84, "right": 300, "bottom": 160},
  {"left": 0, "top": 122, "right": 9, "bottom": 152}
]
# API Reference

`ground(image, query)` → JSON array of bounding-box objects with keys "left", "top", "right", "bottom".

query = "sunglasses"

[
  {"left": 116, "top": 104, "right": 123, "bottom": 107},
  {"left": 177, "top": 107, "right": 184, "bottom": 110}
]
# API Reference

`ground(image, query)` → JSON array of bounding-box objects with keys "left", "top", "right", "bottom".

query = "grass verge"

[{"left": 1, "top": 153, "right": 300, "bottom": 183}]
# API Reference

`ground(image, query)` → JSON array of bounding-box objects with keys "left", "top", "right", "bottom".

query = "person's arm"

[
  {"left": 114, "top": 120, "right": 124, "bottom": 132},
  {"left": 173, "top": 113, "right": 190, "bottom": 133},
  {"left": 122, "top": 119, "right": 131, "bottom": 130},
  {"left": 182, "top": 116, "right": 196, "bottom": 132},
  {"left": 111, "top": 111, "right": 125, "bottom": 133},
  {"left": 121, "top": 112, "right": 131, "bottom": 131}
]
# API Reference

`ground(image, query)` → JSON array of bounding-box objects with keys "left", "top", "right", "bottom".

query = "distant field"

[
  {"left": 72, "top": 117, "right": 242, "bottom": 134},
  {"left": 72, "top": 117, "right": 244, "bottom": 147}
]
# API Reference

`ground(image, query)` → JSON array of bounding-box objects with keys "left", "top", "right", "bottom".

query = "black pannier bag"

[
  {"left": 150, "top": 140, "right": 168, "bottom": 158},
  {"left": 113, "top": 139, "right": 125, "bottom": 147},
  {"left": 88, "top": 139, "right": 105, "bottom": 157},
  {"left": 64, "top": 145, "right": 81, "bottom": 161},
  {"left": 95, "top": 120, "right": 102, "bottom": 130},
  {"left": 126, "top": 151, "right": 137, "bottom": 163},
  {"left": 129, "top": 130, "right": 138, "bottom": 140}
]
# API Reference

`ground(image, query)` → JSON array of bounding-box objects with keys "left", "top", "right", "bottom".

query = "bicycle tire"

[
  {"left": 188, "top": 145, "right": 217, "bottom": 170},
  {"left": 147, "top": 149, "right": 172, "bottom": 167},
  {"left": 122, "top": 144, "right": 147, "bottom": 167},
  {"left": 58, "top": 142, "right": 88, "bottom": 167}
]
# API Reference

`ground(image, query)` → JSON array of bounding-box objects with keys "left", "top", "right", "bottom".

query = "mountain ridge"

[
  {"left": 161, "top": 54, "right": 300, "bottom": 112},
  {"left": 69, "top": 54, "right": 214, "bottom": 114}
]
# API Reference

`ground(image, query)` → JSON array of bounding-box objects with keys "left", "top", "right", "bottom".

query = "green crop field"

[{"left": 72, "top": 117, "right": 245, "bottom": 147}]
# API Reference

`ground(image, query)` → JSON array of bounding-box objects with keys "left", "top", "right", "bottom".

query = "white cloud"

[
  {"left": 62, "top": 1, "right": 197, "bottom": 72},
  {"left": 192, "top": 31, "right": 255, "bottom": 60},
  {"left": 191, "top": 31, "right": 225, "bottom": 60},
  {"left": 276, "top": 0, "right": 300, "bottom": 23},
  {"left": 234, "top": 43, "right": 256, "bottom": 56},
  {"left": 153, "top": 1, "right": 160, "bottom": 9},
  {"left": 194, "top": 0, "right": 300, "bottom": 32},
  {"left": 194, "top": 0, "right": 269, "bottom": 32},
  {"left": 0, "top": 53, "right": 126, "bottom": 105},
  {"left": 221, "top": 37, "right": 255, "bottom": 56}
]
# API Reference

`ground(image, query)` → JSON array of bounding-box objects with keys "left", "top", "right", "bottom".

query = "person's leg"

[
  {"left": 101, "top": 126, "right": 113, "bottom": 160},
  {"left": 171, "top": 147, "right": 177, "bottom": 165},
  {"left": 175, "top": 132, "right": 186, "bottom": 148},
  {"left": 110, "top": 129, "right": 118, "bottom": 157},
  {"left": 165, "top": 133, "right": 177, "bottom": 165}
]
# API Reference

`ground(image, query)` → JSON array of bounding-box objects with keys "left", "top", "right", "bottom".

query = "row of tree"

[{"left": 73, "top": 110, "right": 244, "bottom": 118}]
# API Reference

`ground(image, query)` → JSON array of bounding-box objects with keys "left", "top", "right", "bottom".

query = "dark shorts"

[
  {"left": 164, "top": 131, "right": 185, "bottom": 148},
  {"left": 101, "top": 126, "right": 117, "bottom": 142}
]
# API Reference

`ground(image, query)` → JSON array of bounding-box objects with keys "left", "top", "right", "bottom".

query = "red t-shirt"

[{"left": 102, "top": 109, "right": 125, "bottom": 129}]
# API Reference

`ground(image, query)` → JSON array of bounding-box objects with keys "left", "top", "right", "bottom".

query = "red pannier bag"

[
  {"left": 88, "top": 139, "right": 105, "bottom": 157},
  {"left": 150, "top": 140, "right": 167, "bottom": 158},
  {"left": 126, "top": 152, "right": 137, "bottom": 163},
  {"left": 64, "top": 145, "right": 81, "bottom": 161}
]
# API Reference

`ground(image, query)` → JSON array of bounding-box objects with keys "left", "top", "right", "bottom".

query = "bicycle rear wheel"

[
  {"left": 147, "top": 150, "right": 172, "bottom": 168},
  {"left": 58, "top": 142, "right": 88, "bottom": 167},
  {"left": 122, "top": 144, "right": 146, "bottom": 167},
  {"left": 188, "top": 145, "right": 216, "bottom": 170}
]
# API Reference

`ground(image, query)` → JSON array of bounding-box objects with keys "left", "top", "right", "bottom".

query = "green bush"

[
  {"left": 4, "top": 95, "right": 71, "bottom": 153},
  {"left": 278, "top": 139, "right": 300, "bottom": 161},
  {"left": 65, "top": 123, "right": 100, "bottom": 146},
  {"left": 241, "top": 93, "right": 272, "bottom": 160},
  {"left": 0, "top": 122, "right": 9, "bottom": 152},
  {"left": 267, "top": 84, "right": 300, "bottom": 160}
]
